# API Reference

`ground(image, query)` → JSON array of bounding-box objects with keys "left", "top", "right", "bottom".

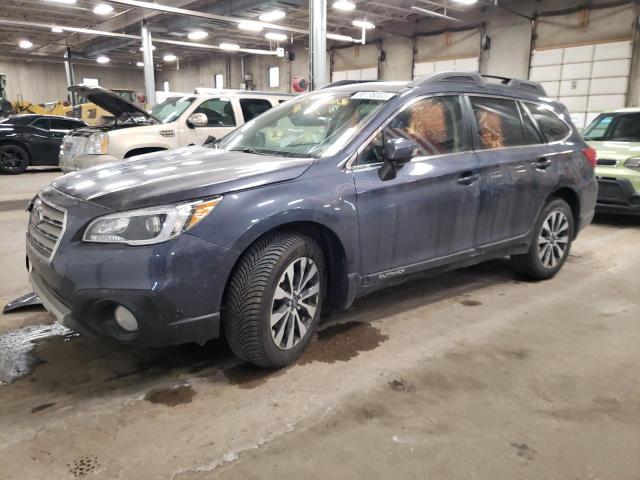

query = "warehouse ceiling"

[{"left": 0, "top": 0, "right": 521, "bottom": 67}]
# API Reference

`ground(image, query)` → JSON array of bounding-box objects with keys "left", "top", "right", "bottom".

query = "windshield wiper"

[{"left": 230, "top": 148, "right": 271, "bottom": 155}]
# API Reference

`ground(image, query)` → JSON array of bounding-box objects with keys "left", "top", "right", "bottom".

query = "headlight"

[
  {"left": 86, "top": 132, "right": 109, "bottom": 155},
  {"left": 83, "top": 197, "right": 223, "bottom": 245},
  {"left": 624, "top": 157, "right": 640, "bottom": 171}
]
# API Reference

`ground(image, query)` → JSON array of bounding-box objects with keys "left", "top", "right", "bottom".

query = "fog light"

[{"left": 114, "top": 305, "right": 138, "bottom": 332}]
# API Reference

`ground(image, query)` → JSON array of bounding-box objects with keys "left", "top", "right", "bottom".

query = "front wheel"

[
  {"left": 510, "top": 198, "right": 574, "bottom": 280},
  {"left": 223, "top": 232, "right": 325, "bottom": 367},
  {"left": 0, "top": 144, "right": 29, "bottom": 174}
]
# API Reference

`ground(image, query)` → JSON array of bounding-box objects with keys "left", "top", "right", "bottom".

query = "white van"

[{"left": 59, "top": 85, "right": 293, "bottom": 172}]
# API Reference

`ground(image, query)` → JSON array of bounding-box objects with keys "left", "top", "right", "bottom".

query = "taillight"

[{"left": 583, "top": 147, "right": 597, "bottom": 168}]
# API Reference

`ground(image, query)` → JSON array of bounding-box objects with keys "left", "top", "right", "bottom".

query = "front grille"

[
  {"left": 28, "top": 196, "right": 66, "bottom": 260},
  {"left": 597, "top": 158, "right": 618, "bottom": 166}
]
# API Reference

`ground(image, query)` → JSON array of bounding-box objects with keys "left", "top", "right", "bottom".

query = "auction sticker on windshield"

[{"left": 351, "top": 91, "right": 396, "bottom": 101}]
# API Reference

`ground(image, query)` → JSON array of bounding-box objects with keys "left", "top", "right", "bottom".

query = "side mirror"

[
  {"left": 203, "top": 135, "right": 217, "bottom": 146},
  {"left": 187, "top": 112, "right": 208, "bottom": 129},
  {"left": 385, "top": 138, "right": 417, "bottom": 164},
  {"left": 378, "top": 138, "right": 418, "bottom": 181}
]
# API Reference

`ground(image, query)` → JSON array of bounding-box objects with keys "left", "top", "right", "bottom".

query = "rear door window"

[
  {"left": 30, "top": 118, "right": 50, "bottom": 130},
  {"left": 524, "top": 102, "right": 571, "bottom": 143},
  {"left": 193, "top": 98, "right": 236, "bottom": 127},
  {"left": 239, "top": 98, "right": 273, "bottom": 122},
  {"left": 519, "top": 103, "right": 543, "bottom": 145},
  {"left": 470, "top": 96, "right": 525, "bottom": 149}
]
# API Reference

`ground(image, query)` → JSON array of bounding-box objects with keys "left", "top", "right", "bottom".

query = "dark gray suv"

[{"left": 26, "top": 72, "right": 597, "bottom": 367}]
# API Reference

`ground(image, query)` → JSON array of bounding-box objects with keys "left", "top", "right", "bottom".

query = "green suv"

[{"left": 583, "top": 109, "right": 640, "bottom": 215}]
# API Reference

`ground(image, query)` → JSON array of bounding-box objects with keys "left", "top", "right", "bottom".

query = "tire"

[
  {"left": 0, "top": 144, "right": 29, "bottom": 174},
  {"left": 223, "top": 231, "right": 326, "bottom": 367},
  {"left": 510, "top": 198, "right": 575, "bottom": 280}
]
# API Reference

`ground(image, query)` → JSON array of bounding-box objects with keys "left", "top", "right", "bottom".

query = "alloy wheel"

[
  {"left": 0, "top": 147, "right": 27, "bottom": 173},
  {"left": 270, "top": 256, "right": 320, "bottom": 350},
  {"left": 537, "top": 210, "right": 569, "bottom": 269}
]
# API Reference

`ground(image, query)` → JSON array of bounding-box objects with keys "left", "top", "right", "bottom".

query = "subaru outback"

[{"left": 26, "top": 72, "right": 597, "bottom": 367}]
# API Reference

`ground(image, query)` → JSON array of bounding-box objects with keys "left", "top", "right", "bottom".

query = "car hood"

[
  {"left": 68, "top": 84, "right": 159, "bottom": 123},
  {"left": 588, "top": 140, "right": 640, "bottom": 161},
  {"left": 51, "top": 147, "right": 314, "bottom": 210}
]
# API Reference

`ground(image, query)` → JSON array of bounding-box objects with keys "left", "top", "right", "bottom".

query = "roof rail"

[
  {"left": 321, "top": 80, "right": 381, "bottom": 89},
  {"left": 409, "top": 71, "right": 547, "bottom": 96}
]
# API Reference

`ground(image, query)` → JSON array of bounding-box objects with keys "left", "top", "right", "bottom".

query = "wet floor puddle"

[
  {"left": 218, "top": 321, "right": 388, "bottom": 389},
  {"left": 300, "top": 321, "right": 388, "bottom": 365},
  {"left": 145, "top": 384, "right": 196, "bottom": 406},
  {"left": 0, "top": 323, "right": 76, "bottom": 384}
]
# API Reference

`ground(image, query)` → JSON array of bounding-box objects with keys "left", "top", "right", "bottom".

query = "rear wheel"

[
  {"left": 510, "top": 198, "right": 574, "bottom": 280},
  {"left": 0, "top": 144, "right": 29, "bottom": 174},
  {"left": 224, "top": 232, "right": 325, "bottom": 367}
]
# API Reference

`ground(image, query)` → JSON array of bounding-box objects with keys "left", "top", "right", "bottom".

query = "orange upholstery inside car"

[
  {"left": 476, "top": 109, "right": 505, "bottom": 149},
  {"left": 406, "top": 100, "right": 448, "bottom": 155}
]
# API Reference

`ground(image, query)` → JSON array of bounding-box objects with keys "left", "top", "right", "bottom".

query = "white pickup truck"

[{"left": 59, "top": 85, "right": 293, "bottom": 172}]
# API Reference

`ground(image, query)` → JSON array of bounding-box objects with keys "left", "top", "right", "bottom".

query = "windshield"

[
  {"left": 217, "top": 91, "right": 391, "bottom": 158},
  {"left": 583, "top": 112, "right": 640, "bottom": 142},
  {"left": 150, "top": 96, "right": 196, "bottom": 124}
]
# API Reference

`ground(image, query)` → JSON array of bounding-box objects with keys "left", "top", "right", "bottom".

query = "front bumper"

[
  {"left": 596, "top": 176, "right": 640, "bottom": 215},
  {"left": 26, "top": 187, "right": 239, "bottom": 346},
  {"left": 59, "top": 152, "right": 119, "bottom": 173}
]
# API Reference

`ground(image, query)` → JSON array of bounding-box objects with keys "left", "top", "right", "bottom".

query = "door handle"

[
  {"left": 457, "top": 171, "right": 480, "bottom": 186},
  {"left": 533, "top": 157, "right": 552, "bottom": 170}
]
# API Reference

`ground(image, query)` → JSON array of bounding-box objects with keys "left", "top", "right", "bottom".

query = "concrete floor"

[{"left": 1, "top": 171, "right": 639, "bottom": 480}]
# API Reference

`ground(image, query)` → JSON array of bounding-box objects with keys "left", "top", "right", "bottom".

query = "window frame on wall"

[
  {"left": 268, "top": 66, "right": 280, "bottom": 88},
  {"left": 215, "top": 74, "right": 224, "bottom": 89}
]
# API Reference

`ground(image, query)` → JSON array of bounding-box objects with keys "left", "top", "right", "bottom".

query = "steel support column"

[
  {"left": 63, "top": 47, "right": 77, "bottom": 106},
  {"left": 309, "top": 0, "right": 328, "bottom": 89},
  {"left": 141, "top": 23, "right": 156, "bottom": 106}
]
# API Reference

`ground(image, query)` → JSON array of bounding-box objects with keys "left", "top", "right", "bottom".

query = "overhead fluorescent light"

[
  {"left": 93, "top": 4, "right": 114, "bottom": 15},
  {"left": 51, "top": 26, "right": 64, "bottom": 33},
  {"left": 136, "top": 61, "right": 144, "bottom": 67},
  {"left": 238, "top": 21, "right": 264, "bottom": 32},
  {"left": 45, "top": 0, "right": 77, "bottom": 4},
  {"left": 451, "top": 0, "right": 478, "bottom": 4},
  {"left": 219, "top": 43, "right": 240, "bottom": 51},
  {"left": 163, "top": 54, "right": 177, "bottom": 62},
  {"left": 96, "top": 55, "right": 110, "bottom": 64},
  {"left": 327, "top": 33, "right": 355, "bottom": 42},
  {"left": 352, "top": 19, "right": 375, "bottom": 29},
  {"left": 265, "top": 32, "right": 287, "bottom": 42},
  {"left": 19, "top": 39, "right": 33, "bottom": 49},
  {"left": 258, "top": 10, "right": 286, "bottom": 22},
  {"left": 333, "top": 1, "right": 356, "bottom": 11},
  {"left": 187, "top": 30, "right": 208, "bottom": 41}
]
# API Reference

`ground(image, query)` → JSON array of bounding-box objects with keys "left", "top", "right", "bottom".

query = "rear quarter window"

[{"left": 524, "top": 102, "right": 571, "bottom": 143}]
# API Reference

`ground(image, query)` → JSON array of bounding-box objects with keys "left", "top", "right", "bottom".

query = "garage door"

[
  {"left": 413, "top": 57, "right": 479, "bottom": 79},
  {"left": 331, "top": 67, "right": 378, "bottom": 82},
  {"left": 529, "top": 40, "right": 632, "bottom": 129}
]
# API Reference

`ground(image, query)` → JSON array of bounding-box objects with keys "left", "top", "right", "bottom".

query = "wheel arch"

[
  {"left": 0, "top": 138, "right": 31, "bottom": 159},
  {"left": 222, "top": 220, "right": 351, "bottom": 316},
  {"left": 549, "top": 187, "right": 581, "bottom": 237}
]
